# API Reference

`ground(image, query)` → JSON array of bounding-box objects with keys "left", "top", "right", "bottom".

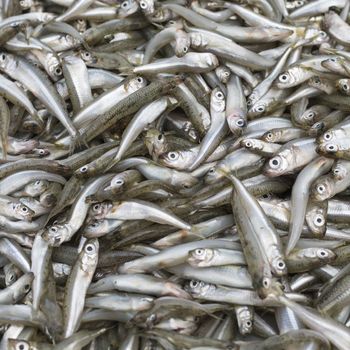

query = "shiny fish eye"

[
  {"left": 279, "top": 73, "right": 289, "bottom": 82},
  {"left": 157, "top": 134, "right": 163, "bottom": 141},
  {"left": 24, "top": 284, "right": 30, "bottom": 291},
  {"left": 122, "top": 1, "right": 128, "bottom": 8},
  {"left": 183, "top": 46, "right": 188, "bottom": 53},
  {"left": 317, "top": 185, "right": 325, "bottom": 194},
  {"left": 189, "top": 280, "right": 199, "bottom": 288},
  {"left": 140, "top": 1, "right": 147, "bottom": 9},
  {"left": 215, "top": 91, "right": 224, "bottom": 99},
  {"left": 16, "top": 342, "right": 29, "bottom": 350},
  {"left": 35, "top": 180, "right": 41, "bottom": 186},
  {"left": 323, "top": 132, "right": 332, "bottom": 140},
  {"left": 244, "top": 141, "right": 252, "bottom": 148},
  {"left": 277, "top": 260, "right": 285, "bottom": 269},
  {"left": 314, "top": 215, "right": 325, "bottom": 226},
  {"left": 306, "top": 112, "right": 315, "bottom": 119},
  {"left": 317, "top": 249, "right": 328, "bottom": 258},
  {"left": 0, "top": 53, "right": 6, "bottom": 61},
  {"left": 269, "top": 157, "right": 280, "bottom": 168},
  {"left": 137, "top": 77, "right": 143, "bottom": 83},
  {"left": 115, "top": 179, "right": 124, "bottom": 185},
  {"left": 195, "top": 248, "right": 204, "bottom": 256},
  {"left": 326, "top": 144, "right": 336, "bottom": 152},
  {"left": 93, "top": 204, "right": 101, "bottom": 211},
  {"left": 80, "top": 166, "right": 88, "bottom": 173},
  {"left": 21, "top": 207, "right": 28, "bottom": 212},
  {"left": 319, "top": 31, "right": 327, "bottom": 38},
  {"left": 54, "top": 67, "right": 62, "bottom": 76},
  {"left": 256, "top": 106, "right": 265, "bottom": 113},
  {"left": 208, "top": 168, "right": 215, "bottom": 174},
  {"left": 236, "top": 119, "right": 245, "bottom": 127},
  {"left": 262, "top": 278, "right": 270, "bottom": 288},
  {"left": 49, "top": 226, "right": 58, "bottom": 234},
  {"left": 168, "top": 152, "right": 177, "bottom": 160},
  {"left": 85, "top": 243, "right": 96, "bottom": 253}
]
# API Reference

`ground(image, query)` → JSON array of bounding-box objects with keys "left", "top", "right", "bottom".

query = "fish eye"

[
  {"left": 9, "top": 274, "right": 15, "bottom": 281},
  {"left": 140, "top": 1, "right": 147, "bottom": 9},
  {"left": 24, "top": 284, "right": 30, "bottom": 291},
  {"left": 16, "top": 342, "right": 29, "bottom": 350},
  {"left": 85, "top": 243, "right": 96, "bottom": 253},
  {"left": 136, "top": 77, "right": 143, "bottom": 83},
  {"left": 157, "top": 134, "right": 163, "bottom": 141},
  {"left": 326, "top": 144, "right": 336, "bottom": 152},
  {"left": 262, "top": 278, "right": 270, "bottom": 288},
  {"left": 269, "top": 157, "right": 280, "bottom": 168},
  {"left": 296, "top": 0, "right": 303, "bottom": 5},
  {"left": 265, "top": 132, "right": 273, "bottom": 140},
  {"left": 115, "top": 179, "right": 124, "bottom": 185},
  {"left": 183, "top": 184, "right": 190, "bottom": 189},
  {"left": 277, "top": 260, "right": 285, "bottom": 270},
  {"left": 35, "top": 180, "right": 42, "bottom": 186},
  {"left": 38, "top": 149, "right": 46, "bottom": 155},
  {"left": 195, "top": 248, "right": 204, "bottom": 256},
  {"left": 330, "top": 58, "right": 337, "bottom": 63},
  {"left": 0, "top": 53, "right": 6, "bottom": 61},
  {"left": 317, "top": 249, "right": 328, "bottom": 258},
  {"left": 168, "top": 152, "right": 178, "bottom": 160},
  {"left": 215, "top": 91, "right": 224, "bottom": 99},
  {"left": 279, "top": 73, "right": 289, "bottom": 82},
  {"left": 342, "top": 83, "right": 349, "bottom": 90},
  {"left": 93, "top": 204, "right": 101, "bottom": 211},
  {"left": 54, "top": 67, "right": 62, "bottom": 76},
  {"left": 236, "top": 119, "right": 245, "bottom": 127},
  {"left": 245, "top": 320, "right": 252, "bottom": 328},
  {"left": 306, "top": 112, "right": 315, "bottom": 119},
  {"left": 244, "top": 140, "right": 252, "bottom": 148},
  {"left": 319, "top": 31, "right": 327, "bottom": 38},
  {"left": 122, "top": 1, "right": 128, "bottom": 7},
  {"left": 323, "top": 132, "right": 332, "bottom": 140},
  {"left": 190, "top": 280, "right": 199, "bottom": 288},
  {"left": 317, "top": 185, "right": 326, "bottom": 193},
  {"left": 208, "top": 168, "right": 215, "bottom": 174},
  {"left": 256, "top": 105, "right": 265, "bottom": 113},
  {"left": 247, "top": 100, "right": 252, "bottom": 106},
  {"left": 313, "top": 77, "right": 321, "bottom": 84},
  {"left": 80, "top": 166, "right": 88, "bottom": 173},
  {"left": 49, "top": 226, "right": 58, "bottom": 234},
  {"left": 333, "top": 168, "right": 340, "bottom": 174},
  {"left": 314, "top": 215, "right": 325, "bottom": 226},
  {"left": 21, "top": 207, "right": 28, "bottom": 212},
  {"left": 183, "top": 46, "right": 188, "bottom": 53}
]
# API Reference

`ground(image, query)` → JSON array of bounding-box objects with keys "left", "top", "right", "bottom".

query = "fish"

[{"left": 0, "top": 1, "right": 349, "bottom": 349}]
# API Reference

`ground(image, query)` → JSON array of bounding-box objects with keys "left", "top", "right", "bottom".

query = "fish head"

[
  {"left": 264, "top": 155, "right": 289, "bottom": 177},
  {"left": 138, "top": 0, "right": 155, "bottom": 15},
  {"left": 188, "top": 248, "right": 214, "bottom": 267},
  {"left": 174, "top": 33, "right": 191, "bottom": 57},
  {"left": 240, "top": 138, "right": 262, "bottom": 153},
  {"left": 89, "top": 201, "right": 113, "bottom": 220},
  {"left": 13, "top": 202, "right": 35, "bottom": 221},
  {"left": 226, "top": 110, "right": 246, "bottom": 136},
  {"left": 81, "top": 239, "right": 99, "bottom": 271},
  {"left": 215, "top": 66, "right": 231, "bottom": 84},
  {"left": 127, "top": 76, "right": 147, "bottom": 92},
  {"left": 25, "top": 180, "right": 49, "bottom": 197},
  {"left": 337, "top": 79, "right": 350, "bottom": 94},
  {"left": 310, "top": 175, "right": 334, "bottom": 201},
  {"left": 119, "top": 0, "right": 139, "bottom": 18},
  {"left": 185, "top": 280, "right": 215, "bottom": 297},
  {"left": 211, "top": 88, "right": 225, "bottom": 113},
  {"left": 332, "top": 161, "right": 349, "bottom": 180},
  {"left": 43, "top": 224, "right": 71, "bottom": 247}
]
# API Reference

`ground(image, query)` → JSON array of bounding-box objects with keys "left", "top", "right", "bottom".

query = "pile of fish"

[{"left": 2, "top": 0, "right": 350, "bottom": 348}]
